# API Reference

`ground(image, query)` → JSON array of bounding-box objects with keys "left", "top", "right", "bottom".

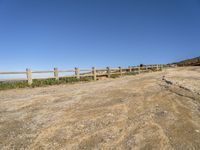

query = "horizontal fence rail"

[{"left": 0, "top": 64, "right": 176, "bottom": 85}]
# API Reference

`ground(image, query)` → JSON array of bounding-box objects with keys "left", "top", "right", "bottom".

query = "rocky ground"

[{"left": 0, "top": 67, "right": 200, "bottom": 150}]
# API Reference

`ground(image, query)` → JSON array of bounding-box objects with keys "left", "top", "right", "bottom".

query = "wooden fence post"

[
  {"left": 92, "top": 67, "right": 96, "bottom": 81},
  {"left": 119, "top": 67, "right": 122, "bottom": 76},
  {"left": 138, "top": 66, "right": 140, "bottom": 74},
  {"left": 26, "top": 68, "right": 32, "bottom": 85},
  {"left": 146, "top": 65, "right": 148, "bottom": 71},
  {"left": 107, "top": 67, "right": 110, "bottom": 78},
  {"left": 161, "top": 64, "right": 163, "bottom": 71},
  {"left": 156, "top": 64, "right": 159, "bottom": 71},
  {"left": 128, "top": 66, "right": 132, "bottom": 72},
  {"left": 54, "top": 68, "right": 59, "bottom": 81},
  {"left": 75, "top": 67, "right": 80, "bottom": 79}
]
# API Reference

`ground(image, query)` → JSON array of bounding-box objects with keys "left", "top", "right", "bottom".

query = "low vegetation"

[
  {"left": 0, "top": 70, "right": 152, "bottom": 90},
  {"left": 0, "top": 80, "right": 28, "bottom": 90},
  {"left": 0, "top": 76, "right": 92, "bottom": 90}
]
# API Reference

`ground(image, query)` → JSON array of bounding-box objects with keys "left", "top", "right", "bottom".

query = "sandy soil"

[{"left": 0, "top": 67, "right": 200, "bottom": 150}]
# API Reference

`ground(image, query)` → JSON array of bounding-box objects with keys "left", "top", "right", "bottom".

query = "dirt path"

[{"left": 0, "top": 67, "right": 200, "bottom": 150}]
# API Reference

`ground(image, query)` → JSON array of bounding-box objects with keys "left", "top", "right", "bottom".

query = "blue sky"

[{"left": 0, "top": 0, "right": 200, "bottom": 71}]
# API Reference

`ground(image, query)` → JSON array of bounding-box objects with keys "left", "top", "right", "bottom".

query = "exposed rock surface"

[{"left": 0, "top": 67, "right": 200, "bottom": 150}]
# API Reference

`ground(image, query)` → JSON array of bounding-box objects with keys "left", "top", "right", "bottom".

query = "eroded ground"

[{"left": 0, "top": 67, "right": 200, "bottom": 150}]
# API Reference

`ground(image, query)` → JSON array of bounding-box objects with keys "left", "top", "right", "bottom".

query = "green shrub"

[
  {"left": 31, "top": 78, "right": 57, "bottom": 87},
  {"left": 0, "top": 76, "right": 93, "bottom": 90},
  {"left": 0, "top": 81, "right": 28, "bottom": 90}
]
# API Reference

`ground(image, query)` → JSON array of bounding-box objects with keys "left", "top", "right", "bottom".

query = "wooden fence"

[{"left": 0, "top": 64, "right": 166, "bottom": 85}]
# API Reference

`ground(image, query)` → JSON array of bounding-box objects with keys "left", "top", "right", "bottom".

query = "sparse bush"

[
  {"left": 0, "top": 81, "right": 28, "bottom": 90},
  {"left": 31, "top": 78, "right": 58, "bottom": 87},
  {"left": 0, "top": 76, "right": 93, "bottom": 90}
]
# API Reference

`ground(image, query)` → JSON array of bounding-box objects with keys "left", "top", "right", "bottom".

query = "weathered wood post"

[
  {"left": 54, "top": 68, "right": 59, "bottom": 81},
  {"left": 138, "top": 66, "right": 140, "bottom": 74},
  {"left": 128, "top": 66, "right": 132, "bottom": 72},
  {"left": 75, "top": 67, "right": 80, "bottom": 79},
  {"left": 119, "top": 67, "right": 122, "bottom": 76},
  {"left": 26, "top": 68, "right": 32, "bottom": 85},
  {"left": 107, "top": 67, "right": 110, "bottom": 78},
  {"left": 146, "top": 65, "right": 148, "bottom": 71},
  {"left": 92, "top": 67, "right": 97, "bottom": 81},
  {"left": 156, "top": 64, "right": 159, "bottom": 71},
  {"left": 161, "top": 64, "right": 163, "bottom": 71}
]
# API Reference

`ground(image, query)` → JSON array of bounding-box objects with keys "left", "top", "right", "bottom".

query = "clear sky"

[{"left": 0, "top": 0, "right": 200, "bottom": 71}]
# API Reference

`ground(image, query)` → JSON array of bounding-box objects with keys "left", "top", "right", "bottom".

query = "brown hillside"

[{"left": 174, "top": 56, "right": 200, "bottom": 66}]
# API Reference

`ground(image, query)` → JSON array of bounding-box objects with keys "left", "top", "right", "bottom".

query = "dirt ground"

[{"left": 0, "top": 67, "right": 200, "bottom": 150}]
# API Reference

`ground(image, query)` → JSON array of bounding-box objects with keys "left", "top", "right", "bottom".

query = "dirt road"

[{"left": 0, "top": 67, "right": 200, "bottom": 150}]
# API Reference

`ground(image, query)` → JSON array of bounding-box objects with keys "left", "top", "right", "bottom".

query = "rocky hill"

[{"left": 174, "top": 56, "right": 200, "bottom": 66}]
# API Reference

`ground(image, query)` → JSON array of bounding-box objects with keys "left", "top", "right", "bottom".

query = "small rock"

[
  {"left": 107, "top": 113, "right": 114, "bottom": 117},
  {"left": 195, "top": 130, "right": 200, "bottom": 133},
  {"left": 79, "top": 124, "right": 84, "bottom": 128}
]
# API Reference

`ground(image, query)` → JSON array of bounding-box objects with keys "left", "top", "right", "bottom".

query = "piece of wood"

[
  {"left": 54, "top": 68, "right": 59, "bottom": 81},
  {"left": 79, "top": 69, "right": 92, "bottom": 71},
  {"left": 119, "top": 67, "right": 122, "bottom": 76},
  {"left": 32, "top": 71, "right": 54, "bottom": 73},
  {"left": 58, "top": 70, "right": 75, "bottom": 72},
  {"left": 138, "top": 66, "right": 140, "bottom": 74},
  {"left": 92, "top": 67, "right": 97, "bottom": 81},
  {"left": 109, "top": 72, "right": 119, "bottom": 75},
  {"left": 75, "top": 67, "right": 80, "bottom": 79},
  {"left": 161, "top": 64, "right": 163, "bottom": 71},
  {"left": 128, "top": 66, "right": 132, "bottom": 72},
  {"left": 107, "top": 67, "right": 111, "bottom": 78},
  {"left": 0, "top": 72, "right": 26, "bottom": 74},
  {"left": 26, "top": 68, "right": 32, "bottom": 85}
]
